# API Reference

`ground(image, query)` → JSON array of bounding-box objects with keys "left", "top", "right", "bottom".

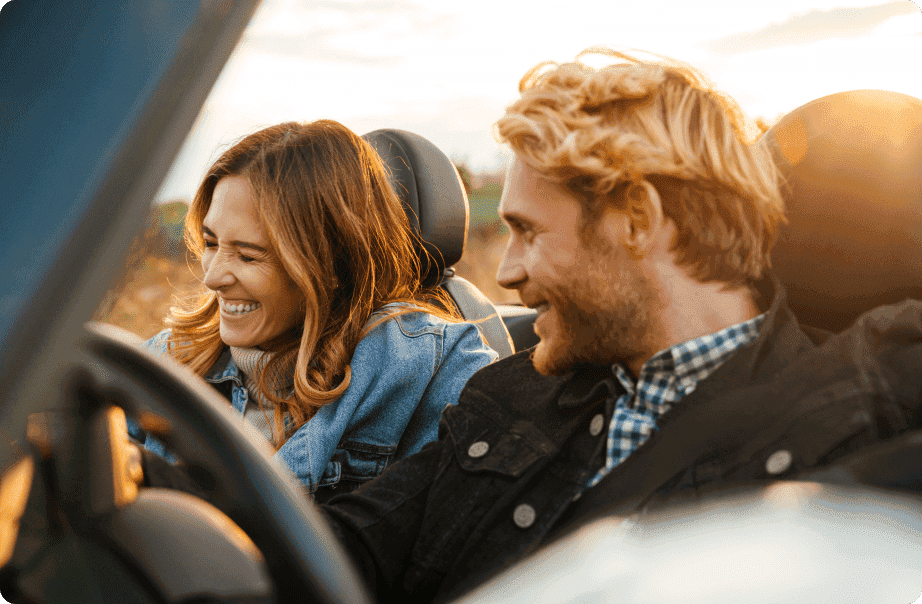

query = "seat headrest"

[
  {"left": 362, "top": 129, "right": 469, "bottom": 286},
  {"left": 763, "top": 90, "right": 922, "bottom": 332}
]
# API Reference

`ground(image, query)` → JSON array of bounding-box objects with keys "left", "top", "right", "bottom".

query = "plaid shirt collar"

[
  {"left": 612, "top": 313, "right": 766, "bottom": 411},
  {"left": 583, "top": 312, "right": 766, "bottom": 490}
]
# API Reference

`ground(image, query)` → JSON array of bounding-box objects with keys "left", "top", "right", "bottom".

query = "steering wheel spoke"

[
  {"left": 72, "top": 323, "right": 371, "bottom": 604},
  {"left": 2, "top": 323, "right": 371, "bottom": 604}
]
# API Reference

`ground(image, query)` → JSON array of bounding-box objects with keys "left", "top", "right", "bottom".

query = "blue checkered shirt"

[{"left": 585, "top": 313, "right": 765, "bottom": 489}]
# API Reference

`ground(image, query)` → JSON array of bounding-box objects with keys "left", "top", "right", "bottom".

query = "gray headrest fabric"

[
  {"left": 763, "top": 89, "right": 922, "bottom": 332},
  {"left": 362, "top": 129, "right": 469, "bottom": 285}
]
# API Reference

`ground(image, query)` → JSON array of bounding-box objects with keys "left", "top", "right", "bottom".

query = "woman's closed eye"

[{"left": 204, "top": 240, "right": 257, "bottom": 263}]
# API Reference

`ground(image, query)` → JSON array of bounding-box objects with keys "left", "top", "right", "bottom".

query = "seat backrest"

[
  {"left": 362, "top": 129, "right": 515, "bottom": 359},
  {"left": 763, "top": 90, "right": 922, "bottom": 332}
]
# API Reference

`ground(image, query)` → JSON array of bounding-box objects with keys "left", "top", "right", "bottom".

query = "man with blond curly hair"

[
  {"left": 494, "top": 49, "right": 784, "bottom": 379},
  {"left": 322, "top": 50, "right": 922, "bottom": 603}
]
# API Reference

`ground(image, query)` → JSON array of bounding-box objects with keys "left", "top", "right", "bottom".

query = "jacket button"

[
  {"left": 589, "top": 413, "right": 605, "bottom": 437},
  {"left": 765, "top": 449, "right": 793, "bottom": 475},
  {"left": 513, "top": 504, "right": 536, "bottom": 529},
  {"left": 468, "top": 441, "right": 489, "bottom": 458}
]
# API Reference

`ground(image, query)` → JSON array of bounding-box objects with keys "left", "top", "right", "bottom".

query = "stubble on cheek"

[{"left": 530, "top": 257, "right": 660, "bottom": 376}]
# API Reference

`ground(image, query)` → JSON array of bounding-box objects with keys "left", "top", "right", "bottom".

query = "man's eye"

[
  {"left": 514, "top": 228, "right": 535, "bottom": 244},
  {"left": 507, "top": 220, "right": 535, "bottom": 243},
  {"left": 239, "top": 254, "right": 256, "bottom": 263}
]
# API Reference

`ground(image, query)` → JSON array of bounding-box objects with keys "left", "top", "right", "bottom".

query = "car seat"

[
  {"left": 763, "top": 89, "right": 922, "bottom": 332},
  {"left": 362, "top": 129, "right": 516, "bottom": 359}
]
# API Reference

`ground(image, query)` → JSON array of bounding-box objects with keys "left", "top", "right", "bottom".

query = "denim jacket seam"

[
  {"left": 396, "top": 320, "right": 444, "bottom": 339},
  {"left": 337, "top": 440, "right": 399, "bottom": 455},
  {"left": 338, "top": 463, "right": 391, "bottom": 482},
  {"left": 435, "top": 326, "right": 446, "bottom": 371},
  {"left": 385, "top": 306, "right": 446, "bottom": 336},
  {"left": 204, "top": 354, "right": 240, "bottom": 381}
]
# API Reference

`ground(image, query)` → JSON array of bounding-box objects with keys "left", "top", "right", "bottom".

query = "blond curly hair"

[{"left": 495, "top": 48, "right": 785, "bottom": 286}]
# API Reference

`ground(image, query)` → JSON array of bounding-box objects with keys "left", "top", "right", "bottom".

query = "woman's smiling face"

[{"left": 201, "top": 175, "right": 305, "bottom": 349}]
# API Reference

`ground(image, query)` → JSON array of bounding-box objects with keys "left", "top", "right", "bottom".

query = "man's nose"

[
  {"left": 202, "top": 252, "right": 234, "bottom": 291},
  {"left": 496, "top": 243, "right": 526, "bottom": 290}
]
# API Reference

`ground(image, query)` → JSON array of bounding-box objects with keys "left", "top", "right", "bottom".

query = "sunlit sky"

[{"left": 157, "top": 0, "right": 921, "bottom": 202}]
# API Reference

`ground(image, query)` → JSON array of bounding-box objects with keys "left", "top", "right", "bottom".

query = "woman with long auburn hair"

[{"left": 134, "top": 119, "right": 497, "bottom": 500}]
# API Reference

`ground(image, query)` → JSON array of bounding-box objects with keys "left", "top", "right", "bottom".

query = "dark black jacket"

[{"left": 323, "top": 283, "right": 922, "bottom": 603}]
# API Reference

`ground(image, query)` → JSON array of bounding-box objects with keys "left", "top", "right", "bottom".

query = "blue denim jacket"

[{"left": 136, "top": 309, "right": 497, "bottom": 497}]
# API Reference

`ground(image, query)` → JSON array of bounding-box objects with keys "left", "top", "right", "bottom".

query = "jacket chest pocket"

[
  {"left": 409, "top": 412, "right": 556, "bottom": 576},
  {"left": 446, "top": 412, "right": 555, "bottom": 479},
  {"left": 320, "top": 441, "right": 397, "bottom": 487}
]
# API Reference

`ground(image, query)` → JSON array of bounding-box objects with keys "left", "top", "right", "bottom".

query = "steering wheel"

[{"left": 4, "top": 322, "right": 372, "bottom": 604}]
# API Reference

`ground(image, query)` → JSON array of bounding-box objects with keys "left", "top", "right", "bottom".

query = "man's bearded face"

[
  {"left": 527, "top": 232, "right": 657, "bottom": 375},
  {"left": 497, "top": 158, "right": 659, "bottom": 376}
]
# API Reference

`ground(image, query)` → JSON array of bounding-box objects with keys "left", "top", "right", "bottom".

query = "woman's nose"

[{"left": 202, "top": 252, "right": 234, "bottom": 291}]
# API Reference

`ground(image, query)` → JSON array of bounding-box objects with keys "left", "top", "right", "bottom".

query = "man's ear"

[{"left": 624, "top": 180, "right": 664, "bottom": 257}]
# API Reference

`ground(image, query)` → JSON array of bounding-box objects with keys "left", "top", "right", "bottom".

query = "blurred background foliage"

[{"left": 94, "top": 200, "right": 206, "bottom": 339}]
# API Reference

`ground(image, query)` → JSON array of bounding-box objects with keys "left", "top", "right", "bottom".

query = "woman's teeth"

[{"left": 224, "top": 301, "right": 261, "bottom": 315}]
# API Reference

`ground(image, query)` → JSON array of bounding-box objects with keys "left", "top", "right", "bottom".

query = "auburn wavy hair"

[
  {"left": 495, "top": 48, "right": 785, "bottom": 286},
  {"left": 165, "top": 119, "right": 461, "bottom": 447}
]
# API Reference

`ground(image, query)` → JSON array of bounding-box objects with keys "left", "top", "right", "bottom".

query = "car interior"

[
  {"left": 1, "top": 1, "right": 921, "bottom": 603},
  {"left": 360, "top": 128, "right": 524, "bottom": 359}
]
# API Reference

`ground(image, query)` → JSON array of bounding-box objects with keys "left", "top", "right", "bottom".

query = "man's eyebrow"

[
  {"left": 201, "top": 225, "right": 269, "bottom": 253},
  {"left": 500, "top": 212, "right": 534, "bottom": 232}
]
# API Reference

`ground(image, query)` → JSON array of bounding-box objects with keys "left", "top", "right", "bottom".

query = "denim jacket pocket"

[
  {"left": 320, "top": 440, "right": 397, "bottom": 487},
  {"left": 446, "top": 413, "right": 554, "bottom": 478}
]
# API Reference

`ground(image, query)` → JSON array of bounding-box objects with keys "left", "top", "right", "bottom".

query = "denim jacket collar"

[{"left": 203, "top": 347, "right": 241, "bottom": 384}]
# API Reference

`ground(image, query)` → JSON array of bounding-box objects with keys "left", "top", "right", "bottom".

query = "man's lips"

[
  {"left": 521, "top": 295, "right": 549, "bottom": 314},
  {"left": 528, "top": 301, "right": 551, "bottom": 336}
]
